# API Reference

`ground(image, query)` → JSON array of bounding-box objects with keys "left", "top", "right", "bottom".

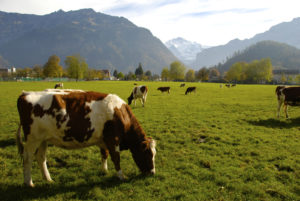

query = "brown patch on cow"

[
  {"left": 281, "top": 87, "right": 300, "bottom": 105},
  {"left": 17, "top": 93, "right": 33, "bottom": 141},
  {"left": 103, "top": 104, "right": 155, "bottom": 173},
  {"left": 140, "top": 86, "right": 148, "bottom": 94},
  {"left": 61, "top": 91, "right": 107, "bottom": 142},
  {"left": 157, "top": 87, "right": 170, "bottom": 93},
  {"left": 134, "top": 87, "right": 138, "bottom": 95},
  {"left": 185, "top": 87, "right": 196, "bottom": 95}
]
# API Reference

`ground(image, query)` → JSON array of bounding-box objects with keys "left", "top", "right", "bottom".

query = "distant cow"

[
  {"left": 128, "top": 85, "right": 148, "bottom": 107},
  {"left": 276, "top": 86, "right": 300, "bottom": 118},
  {"left": 225, "top": 84, "right": 231, "bottom": 88},
  {"left": 16, "top": 89, "right": 156, "bottom": 187},
  {"left": 185, "top": 87, "right": 196, "bottom": 95},
  {"left": 231, "top": 84, "right": 236, "bottom": 87},
  {"left": 157, "top": 87, "right": 170, "bottom": 93},
  {"left": 54, "top": 83, "right": 63, "bottom": 89},
  {"left": 180, "top": 83, "right": 185, "bottom": 87}
]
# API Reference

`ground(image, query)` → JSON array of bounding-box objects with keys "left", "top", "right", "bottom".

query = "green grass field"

[{"left": 0, "top": 81, "right": 299, "bottom": 201}]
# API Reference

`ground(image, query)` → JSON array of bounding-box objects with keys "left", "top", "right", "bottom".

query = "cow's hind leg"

[
  {"left": 35, "top": 141, "right": 53, "bottom": 183},
  {"left": 23, "top": 140, "right": 41, "bottom": 187},
  {"left": 284, "top": 104, "right": 289, "bottom": 119},
  {"left": 100, "top": 148, "right": 109, "bottom": 173},
  {"left": 277, "top": 99, "right": 283, "bottom": 118}
]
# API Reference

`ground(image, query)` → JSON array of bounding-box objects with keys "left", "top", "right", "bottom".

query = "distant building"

[
  {"left": 0, "top": 67, "right": 16, "bottom": 74},
  {"left": 101, "top": 69, "right": 111, "bottom": 78},
  {"left": 273, "top": 69, "right": 300, "bottom": 84}
]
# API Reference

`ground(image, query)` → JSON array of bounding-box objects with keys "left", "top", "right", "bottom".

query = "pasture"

[{"left": 0, "top": 81, "right": 299, "bottom": 201}]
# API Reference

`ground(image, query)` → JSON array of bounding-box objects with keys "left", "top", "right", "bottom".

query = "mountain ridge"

[
  {"left": 193, "top": 17, "right": 300, "bottom": 68},
  {"left": 0, "top": 9, "right": 177, "bottom": 73}
]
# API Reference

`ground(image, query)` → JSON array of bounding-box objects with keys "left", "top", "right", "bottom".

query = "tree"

[
  {"left": 185, "top": 69, "right": 195, "bottom": 82},
  {"left": 161, "top": 67, "right": 170, "bottom": 81},
  {"left": 209, "top": 68, "right": 220, "bottom": 78},
  {"left": 196, "top": 67, "right": 209, "bottom": 81},
  {"left": 169, "top": 61, "right": 186, "bottom": 81},
  {"left": 32, "top": 65, "right": 43, "bottom": 78},
  {"left": 65, "top": 54, "right": 88, "bottom": 81},
  {"left": 117, "top": 72, "right": 124, "bottom": 80},
  {"left": 135, "top": 63, "right": 144, "bottom": 77},
  {"left": 43, "top": 55, "right": 63, "bottom": 78},
  {"left": 125, "top": 71, "right": 136, "bottom": 80},
  {"left": 280, "top": 73, "right": 287, "bottom": 83},
  {"left": 295, "top": 74, "right": 300, "bottom": 84},
  {"left": 85, "top": 69, "right": 103, "bottom": 80},
  {"left": 113, "top": 70, "right": 118, "bottom": 77}
]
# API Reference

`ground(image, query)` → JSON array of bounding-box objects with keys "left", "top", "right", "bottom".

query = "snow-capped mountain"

[{"left": 165, "top": 37, "right": 207, "bottom": 65}]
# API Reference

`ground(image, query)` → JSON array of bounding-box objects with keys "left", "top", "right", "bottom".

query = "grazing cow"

[
  {"left": 54, "top": 83, "right": 63, "bottom": 89},
  {"left": 180, "top": 83, "right": 185, "bottom": 87},
  {"left": 127, "top": 85, "right": 148, "bottom": 107},
  {"left": 185, "top": 87, "right": 196, "bottom": 95},
  {"left": 225, "top": 84, "right": 231, "bottom": 88},
  {"left": 157, "top": 87, "right": 170, "bottom": 93},
  {"left": 276, "top": 86, "right": 300, "bottom": 118},
  {"left": 231, "top": 84, "right": 236, "bottom": 87},
  {"left": 16, "top": 89, "right": 156, "bottom": 187}
]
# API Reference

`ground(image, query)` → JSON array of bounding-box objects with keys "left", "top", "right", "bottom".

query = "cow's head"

[
  {"left": 131, "top": 137, "right": 156, "bottom": 174},
  {"left": 127, "top": 92, "right": 133, "bottom": 105}
]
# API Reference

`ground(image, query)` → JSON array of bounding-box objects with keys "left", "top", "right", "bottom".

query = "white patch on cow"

[
  {"left": 24, "top": 89, "right": 82, "bottom": 110},
  {"left": 150, "top": 139, "right": 156, "bottom": 174},
  {"left": 101, "top": 158, "right": 108, "bottom": 172},
  {"left": 84, "top": 94, "right": 126, "bottom": 148},
  {"left": 115, "top": 145, "right": 120, "bottom": 152}
]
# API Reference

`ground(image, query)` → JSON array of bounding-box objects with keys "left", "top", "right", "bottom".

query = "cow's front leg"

[
  {"left": 100, "top": 148, "right": 109, "bottom": 174},
  {"left": 107, "top": 143, "right": 125, "bottom": 180}
]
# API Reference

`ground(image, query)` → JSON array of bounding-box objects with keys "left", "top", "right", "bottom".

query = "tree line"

[
  {"left": 161, "top": 61, "right": 221, "bottom": 82},
  {"left": 224, "top": 58, "right": 273, "bottom": 83},
  {"left": 1, "top": 55, "right": 159, "bottom": 81}
]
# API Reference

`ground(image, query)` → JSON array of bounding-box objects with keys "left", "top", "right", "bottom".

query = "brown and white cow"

[
  {"left": 16, "top": 89, "right": 156, "bottom": 187},
  {"left": 157, "top": 87, "right": 170, "bottom": 93},
  {"left": 276, "top": 86, "right": 300, "bottom": 118},
  {"left": 54, "top": 83, "right": 63, "bottom": 89},
  {"left": 185, "top": 87, "right": 196, "bottom": 95},
  {"left": 127, "top": 85, "right": 148, "bottom": 107}
]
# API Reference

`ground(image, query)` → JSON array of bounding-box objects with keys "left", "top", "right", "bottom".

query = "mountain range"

[
  {"left": 165, "top": 37, "right": 205, "bottom": 65},
  {"left": 0, "top": 9, "right": 177, "bottom": 73},
  {"left": 192, "top": 17, "right": 300, "bottom": 68}
]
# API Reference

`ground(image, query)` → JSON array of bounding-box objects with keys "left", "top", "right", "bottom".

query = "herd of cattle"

[{"left": 15, "top": 82, "right": 298, "bottom": 187}]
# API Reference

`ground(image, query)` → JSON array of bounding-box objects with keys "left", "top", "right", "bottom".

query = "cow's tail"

[{"left": 16, "top": 123, "right": 24, "bottom": 158}]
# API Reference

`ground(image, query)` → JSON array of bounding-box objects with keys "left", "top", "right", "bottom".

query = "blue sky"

[{"left": 0, "top": 0, "right": 299, "bottom": 46}]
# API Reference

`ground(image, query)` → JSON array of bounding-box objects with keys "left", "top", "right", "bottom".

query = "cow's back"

[{"left": 17, "top": 89, "right": 126, "bottom": 149}]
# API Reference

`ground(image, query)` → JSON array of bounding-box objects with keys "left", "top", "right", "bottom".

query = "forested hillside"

[{"left": 218, "top": 41, "right": 300, "bottom": 73}]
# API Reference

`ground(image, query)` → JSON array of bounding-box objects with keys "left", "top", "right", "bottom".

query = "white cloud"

[{"left": 0, "top": 0, "right": 299, "bottom": 46}]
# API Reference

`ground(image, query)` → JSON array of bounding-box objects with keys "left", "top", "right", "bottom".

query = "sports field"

[{"left": 0, "top": 81, "right": 299, "bottom": 200}]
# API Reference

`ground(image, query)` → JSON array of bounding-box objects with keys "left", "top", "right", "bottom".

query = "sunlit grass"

[{"left": 0, "top": 81, "right": 299, "bottom": 200}]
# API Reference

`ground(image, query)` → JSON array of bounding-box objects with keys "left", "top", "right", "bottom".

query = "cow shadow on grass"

[
  {"left": 0, "top": 138, "right": 15, "bottom": 148},
  {"left": 0, "top": 174, "right": 149, "bottom": 201},
  {"left": 246, "top": 117, "right": 300, "bottom": 129}
]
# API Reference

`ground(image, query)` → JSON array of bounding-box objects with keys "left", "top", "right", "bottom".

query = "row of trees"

[
  {"left": 3, "top": 55, "right": 159, "bottom": 81},
  {"left": 161, "top": 61, "right": 221, "bottom": 82},
  {"left": 224, "top": 58, "right": 273, "bottom": 83}
]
